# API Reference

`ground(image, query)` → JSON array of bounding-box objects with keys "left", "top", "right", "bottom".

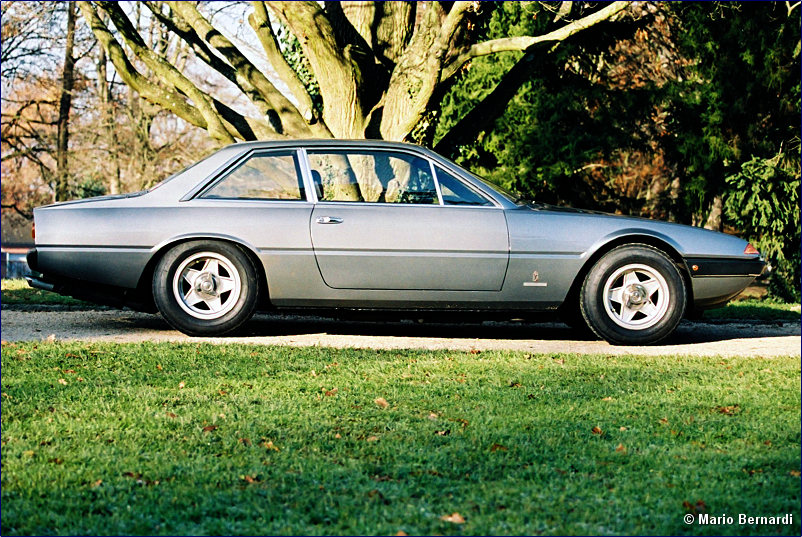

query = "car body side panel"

[
  {"left": 309, "top": 204, "right": 509, "bottom": 291},
  {"left": 34, "top": 200, "right": 317, "bottom": 293}
]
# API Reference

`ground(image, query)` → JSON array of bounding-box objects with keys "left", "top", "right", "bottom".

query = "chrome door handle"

[{"left": 315, "top": 216, "right": 343, "bottom": 224}]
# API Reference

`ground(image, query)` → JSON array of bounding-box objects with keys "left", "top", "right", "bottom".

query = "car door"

[{"left": 306, "top": 148, "right": 509, "bottom": 291}]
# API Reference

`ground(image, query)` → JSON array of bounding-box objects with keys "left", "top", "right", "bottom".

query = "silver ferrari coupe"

[{"left": 27, "top": 140, "right": 766, "bottom": 344}]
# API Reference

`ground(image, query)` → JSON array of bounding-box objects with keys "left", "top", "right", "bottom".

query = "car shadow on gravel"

[{"left": 231, "top": 314, "right": 799, "bottom": 345}]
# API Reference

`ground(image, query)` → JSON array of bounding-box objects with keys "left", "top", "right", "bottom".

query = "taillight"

[
  {"left": 31, "top": 222, "right": 35, "bottom": 240},
  {"left": 744, "top": 243, "right": 758, "bottom": 255}
]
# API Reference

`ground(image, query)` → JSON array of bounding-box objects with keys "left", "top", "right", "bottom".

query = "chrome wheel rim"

[
  {"left": 603, "top": 263, "right": 670, "bottom": 330},
  {"left": 172, "top": 252, "right": 241, "bottom": 320}
]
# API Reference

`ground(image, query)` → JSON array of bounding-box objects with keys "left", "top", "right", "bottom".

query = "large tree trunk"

[
  {"left": 55, "top": 1, "right": 76, "bottom": 201},
  {"left": 97, "top": 46, "right": 121, "bottom": 195}
]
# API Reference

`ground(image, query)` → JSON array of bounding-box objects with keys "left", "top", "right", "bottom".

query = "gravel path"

[{"left": 2, "top": 308, "right": 799, "bottom": 357}]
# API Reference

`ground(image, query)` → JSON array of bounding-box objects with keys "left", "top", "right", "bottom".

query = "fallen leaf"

[
  {"left": 764, "top": 440, "right": 772, "bottom": 446},
  {"left": 716, "top": 405, "right": 740, "bottom": 415},
  {"left": 469, "top": 349, "right": 480, "bottom": 355},
  {"left": 789, "top": 470, "right": 800, "bottom": 477},
  {"left": 23, "top": 450, "right": 35, "bottom": 458},
  {"left": 659, "top": 418, "right": 669, "bottom": 425},
  {"left": 324, "top": 387, "right": 338, "bottom": 396},
  {"left": 435, "top": 430, "right": 450, "bottom": 436},
  {"left": 591, "top": 426, "right": 603, "bottom": 435},
  {"left": 156, "top": 364, "right": 163, "bottom": 371},
  {"left": 76, "top": 377, "right": 84, "bottom": 382},
  {"left": 553, "top": 357, "right": 565, "bottom": 365},
  {"left": 374, "top": 397, "right": 389, "bottom": 409},
  {"left": 427, "top": 412, "right": 439, "bottom": 420},
  {"left": 242, "top": 475, "right": 259, "bottom": 483},
  {"left": 218, "top": 390, "right": 228, "bottom": 396},
  {"left": 165, "top": 412, "right": 177, "bottom": 419},
  {"left": 334, "top": 433, "right": 342, "bottom": 439},
  {"left": 325, "top": 362, "right": 339, "bottom": 369},
  {"left": 619, "top": 426, "right": 627, "bottom": 431},
  {"left": 45, "top": 334, "right": 56, "bottom": 342},
  {"left": 49, "top": 457, "right": 63, "bottom": 464},
  {"left": 57, "top": 378, "right": 68, "bottom": 385},
  {"left": 615, "top": 443, "right": 627, "bottom": 453},
  {"left": 64, "top": 369, "right": 76, "bottom": 374},
  {"left": 683, "top": 499, "right": 707, "bottom": 514},
  {"left": 202, "top": 425, "right": 218, "bottom": 432},
  {"left": 440, "top": 512, "right": 466, "bottom": 524},
  {"left": 178, "top": 381, "right": 185, "bottom": 389},
  {"left": 239, "top": 438, "right": 251, "bottom": 446},
  {"left": 490, "top": 443, "right": 507, "bottom": 452},
  {"left": 509, "top": 382, "right": 522, "bottom": 388},
  {"left": 601, "top": 396, "right": 614, "bottom": 401},
  {"left": 395, "top": 531, "right": 408, "bottom": 536},
  {"left": 91, "top": 479, "right": 103, "bottom": 488},
  {"left": 261, "top": 440, "right": 280, "bottom": 451},
  {"left": 366, "top": 436, "right": 379, "bottom": 442}
]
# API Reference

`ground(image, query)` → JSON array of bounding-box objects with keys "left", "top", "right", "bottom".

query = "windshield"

[{"left": 435, "top": 154, "right": 527, "bottom": 204}]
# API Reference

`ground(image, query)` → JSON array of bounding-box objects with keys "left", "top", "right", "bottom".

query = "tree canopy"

[{"left": 76, "top": 1, "right": 629, "bottom": 144}]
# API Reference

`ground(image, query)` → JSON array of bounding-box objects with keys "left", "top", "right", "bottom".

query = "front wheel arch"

[
  {"left": 579, "top": 244, "right": 687, "bottom": 345},
  {"left": 559, "top": 235, "right": 693, "bottom": 325}
]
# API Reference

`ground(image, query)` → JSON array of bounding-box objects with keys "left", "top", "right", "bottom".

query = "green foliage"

[
  {"left": 69, "top": 177, "right": 106, "bottom": 199},
  {"left": 437, "top": 3, "right": 678, "bottom": 214},
  {"left": 724, "top": 156, "right": 801, "bottom": 301},
  {"left": 2, "top": 342, "right": 800, "bottom": 535},
  {"left": 276, "top": 25, "right": 322, "bottom": 117},
  {"left": 664, "top": 2, "right": 801, "bottom": 222}
]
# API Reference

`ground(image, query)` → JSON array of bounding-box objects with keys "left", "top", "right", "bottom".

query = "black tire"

[
  {"left": 580, "top": 244, "right": 686, "bottom": 345},
  {"left": 152, "top": 240, "right": 259, "bottom": 336}
]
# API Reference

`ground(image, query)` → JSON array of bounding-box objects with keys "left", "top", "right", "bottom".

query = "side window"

[
  {"left": 307, "top": 150, "right": 438, "bottom": 204},
  {"left": 436, "top": 166, "right": 494, "bottom": 206},
  {"left": 201, "top": 151, "right": 305, "bottom": 200}
]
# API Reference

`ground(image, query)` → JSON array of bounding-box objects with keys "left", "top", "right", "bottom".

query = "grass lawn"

[
  {"left": 702, "top": 299, "right": 801, "bottom": 322},
  {"left": 1, "top": 343, "right": 799, "bottom": 535},
  {"left": 1, "top": 279, "right": 88, "bottom": 306}
]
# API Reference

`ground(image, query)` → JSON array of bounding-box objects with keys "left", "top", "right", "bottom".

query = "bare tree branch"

[
  {"left": 248, "top": 0, "right": 324, "bottom": 131},
  {"left": 166, "top": 1, "right": 317, "bottom": 137},
  {"left": 95, "top": 1, "right": 237, "bottom": 142}
]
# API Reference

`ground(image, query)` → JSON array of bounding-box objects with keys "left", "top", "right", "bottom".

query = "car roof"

[{"left": 224, "top": 139, "right": 431, "bottom": 152}]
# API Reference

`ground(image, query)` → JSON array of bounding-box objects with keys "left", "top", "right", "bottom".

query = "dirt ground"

[{"left": 1, "top": 307, "right": 799, "bottom": 357}]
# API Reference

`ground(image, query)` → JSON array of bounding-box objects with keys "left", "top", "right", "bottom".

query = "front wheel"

[
  {"left": 153, "top": 241, "right": 259, "bottom": 336},
  {"left": 580, "top": 244, "right": 686, "bottom": 345}
]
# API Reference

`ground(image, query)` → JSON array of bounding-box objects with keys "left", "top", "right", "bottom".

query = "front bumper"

[
  {"left": 684, "top": 256, "right": 767, "bottom": 278},
  {"left": 685, "top": 256, "right": 768, "bottom": 309}
]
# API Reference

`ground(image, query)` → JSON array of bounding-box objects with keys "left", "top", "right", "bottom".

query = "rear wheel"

[
  {"left": 580, "top": 244, "right": 686, "bottom": 345},
  {"left": 153, "top": 241, "right": 259, "bottom": 336}
]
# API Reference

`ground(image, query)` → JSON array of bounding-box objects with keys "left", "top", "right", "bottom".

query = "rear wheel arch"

[{"left": 136, "top": 236, "right": 269, "bottom": 308}]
